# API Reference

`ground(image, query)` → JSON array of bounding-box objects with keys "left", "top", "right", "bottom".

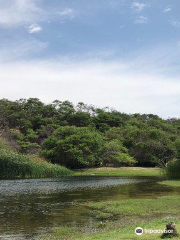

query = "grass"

[
  {"left": 87, "top": 195, "right": 180, "bottom": 219},
  {"left": 80, "top": 195, "right": 180, "bottom": 239},
  {"left": 41, "top": 195, "right": 180, "bottom": 240},
  {"left": 40, "top": 221, "right": 179, "bottom": 240},
  {"left": 158, "top": 180, "right": 180, "bottom": 188},
  {"left": 0, "top": 138, "right": 72, "bottom": 179},
  {"left": 75, "top": 219, "right": 180, "bottom": 240},
  {"left": 74, "top": 167, "right": 162, "bottom": 178},
  {"left": 39, "top": 226, "right": 82, "bottom": 240}
]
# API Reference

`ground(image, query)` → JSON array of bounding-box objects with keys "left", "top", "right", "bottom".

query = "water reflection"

[{"left": 0, "top": 176, "right": 179, "bottom": 239}]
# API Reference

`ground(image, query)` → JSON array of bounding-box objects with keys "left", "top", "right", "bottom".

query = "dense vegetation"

[
  {"left": 1, "top": 98, "right": 180, "bottom": 174},
  {"left": 165, "top": 159, "right": 180, "bottom": 179},
  {"left": 0, "top": 138, "right": 71, "bottom": 178}
]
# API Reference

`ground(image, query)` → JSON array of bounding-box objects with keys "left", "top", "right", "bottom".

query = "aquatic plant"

[
  {"left": 0, "top": 149, "right": 72, "bottom": 179},
  {"left": 165, "top": 159, "right": 180, "bottom": 179}
]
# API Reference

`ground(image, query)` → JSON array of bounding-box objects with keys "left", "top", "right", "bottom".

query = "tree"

[
  {"left": 41, "top": 126, "right": 104, "bottom": 168},
  {"left": 1, "top": 98, "right": 180, "bottom": 168},
  {"left": 101, "top": 140, "right": 136, "bottom": 166},
  {"left": 68, "top": 112, "right": 91, "bottom": 127}
]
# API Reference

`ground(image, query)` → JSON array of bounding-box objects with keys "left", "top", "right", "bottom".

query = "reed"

[
  {"left": 0, "top": 138, "right": 72, "bottom": 179},
  {"left": 165, "top": 159, "right": 180, "bottom": 179}
]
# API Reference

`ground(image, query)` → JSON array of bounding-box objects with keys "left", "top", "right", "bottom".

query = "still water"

[{"left": 0, "top": 176, "right": 179, "bottom": 239}]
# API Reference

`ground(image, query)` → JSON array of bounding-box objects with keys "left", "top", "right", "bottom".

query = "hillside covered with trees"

[{"left": 1, "top": 98, "right": 180, "bottom": 172}]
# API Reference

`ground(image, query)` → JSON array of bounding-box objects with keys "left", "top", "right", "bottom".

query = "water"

[{"left": 0, "top": 176, "right": 179, "bottom": 239}]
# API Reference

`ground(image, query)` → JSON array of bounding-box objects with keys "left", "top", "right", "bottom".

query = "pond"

[{"left": 0, "top": 176, "right": 180, "bottom": 240}]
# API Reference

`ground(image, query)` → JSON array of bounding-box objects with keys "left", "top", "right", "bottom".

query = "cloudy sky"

[{"left": 0, "top": 0, "right": 180, "bottom": 118}]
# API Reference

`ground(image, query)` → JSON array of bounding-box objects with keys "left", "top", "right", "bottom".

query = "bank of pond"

[
  {"left": 0, "top": 176, "right": 180, "bottom": 240},
  {"left": 0, "top": 139, "right": 179, "bottom": 180},
  {"left": 1, "top": 137, "right": 180, "bottom": 239},
  {"left": 0, "top": 141, "right": 162, "bottom": 179}
]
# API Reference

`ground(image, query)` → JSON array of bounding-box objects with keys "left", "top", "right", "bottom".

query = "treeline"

[{"left": 1, "top": 98, "right": 180, "bottom": 169}]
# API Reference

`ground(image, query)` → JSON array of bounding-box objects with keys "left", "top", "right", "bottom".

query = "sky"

[{"left": 0, "top": 0, "right": 180, "bottom": 118}]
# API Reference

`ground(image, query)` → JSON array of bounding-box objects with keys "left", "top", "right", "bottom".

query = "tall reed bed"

[
  {"left": 165, "top": 159, "right": 180, "bottom": 179},
  {"left": 0, "top": 138, "right": 72, "bottom": 178},
  {"left": 0, "top": 149, "right": 72, "bottom": 179}
]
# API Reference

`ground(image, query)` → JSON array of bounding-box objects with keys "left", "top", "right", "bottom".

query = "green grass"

[
  {"left": 39, "top": 226, "right": 82, "bottom": 240},
  {"left": 74, "top": 167, "right": 162, "bottom": 178},
  {"left": 0, "top": 138, "right": 72, "bottom": 179},
  {"left": 158, "top": 180, "right": 180, "bottom": 187},
  {"left": 87, "top": 195, "right": 180, "bottom": 219},
  {"left": 82, "top": 195, "right": 180, "bottom": 239},
  {"left": 41, "top": 195, "right": 180, "bottom": 240},
  {"left": 75, "top": 219, "right": 180, "bottom": 240},
  {"left": 41, "top": 220, "right": 180, "bottom": 240}
]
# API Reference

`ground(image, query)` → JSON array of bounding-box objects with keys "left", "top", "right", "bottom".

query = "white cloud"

[
  {"left": 0, "top": 0, "right": 42, "bottom": 26},
  {"left": 58, "top": 8, "right": 75, "bottom": 19},
  {"left": 0, "top": 1, "right": 75, "bottom": 26},
  {"left": 60, "top": 8, "right": 73, "bottom": 16},
  {"left": 163, "top": 6, "right": 171, "bottom": 13},
  {"left": 170, "top": 20, "right": 180, "bottom": 28},
  {"left": 131, "top": 2, "right": 149, "bottom": 11},
  {"left": 0, "top": 45, "right": 180, "bottom": 118},
  {"left": 28, "top": 23, "right": 42, "bottom": 33},
  {"left": 0, "top": 39, "right": 48, "bottom": 62},
  {"left": 135, "top": 16, "right": 148, "bottom": 24}
]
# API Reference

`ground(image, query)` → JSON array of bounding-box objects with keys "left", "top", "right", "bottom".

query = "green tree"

[
  {"left": 41, "top": 126, "right": 104, "bottom": 168},
  {"left": 101, "top": 140, "right": 136, "bottom": 166}
]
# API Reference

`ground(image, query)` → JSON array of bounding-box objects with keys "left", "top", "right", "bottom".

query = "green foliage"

[
  {"left": 105, "top": 125, "right": 177, "bottom": 167},
  {"left": 101, "top": 140, "right": 136, "bottom": 166},
  {"left": 16, "top": 141, "right": 40, "bottom": 151},
  {"left": 0, "top": 148, "right": 72, "bottom": 179},
  {"left": 25, "top": 129, "right": 39, "bottom": 142},
  {"left": 10, "top": 128, "right": 40, "bottom": 152},
  {"left": 165, "top": 159, "right": 180, "bottom": 179},
  {"left": 1, "top": 98, "right": 180, "bottom": 170},
  {"left": 0, "top": 138, "right": 13, "bottom": 151},
  {"left": 42, "top": 126, "right": 104, "bottom": 168}
]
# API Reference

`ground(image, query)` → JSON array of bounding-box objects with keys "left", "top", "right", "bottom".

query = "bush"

[
  {"left": 165, "top": 159, "right": 180, "bottom": 179},
  {"left": 0, "top": 138, "right": 13, "bottom": 151}
]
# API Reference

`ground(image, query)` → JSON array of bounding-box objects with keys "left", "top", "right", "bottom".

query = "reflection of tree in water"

[{"left": 0, "top": 178, "right": 180, "bottom": 238}]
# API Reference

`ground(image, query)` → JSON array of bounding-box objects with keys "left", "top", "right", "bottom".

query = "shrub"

[{"left": 165, "top": 159, "right": 180, "bottom": 179}]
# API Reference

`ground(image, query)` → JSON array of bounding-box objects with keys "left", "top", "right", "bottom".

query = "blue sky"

[{"left": 0, "top": 0, "right": 180, "bottom": 118}]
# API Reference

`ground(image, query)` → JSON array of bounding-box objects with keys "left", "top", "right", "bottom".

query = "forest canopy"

[{"left": 0, "top": 98, "right": 180, "bottom": 169}]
